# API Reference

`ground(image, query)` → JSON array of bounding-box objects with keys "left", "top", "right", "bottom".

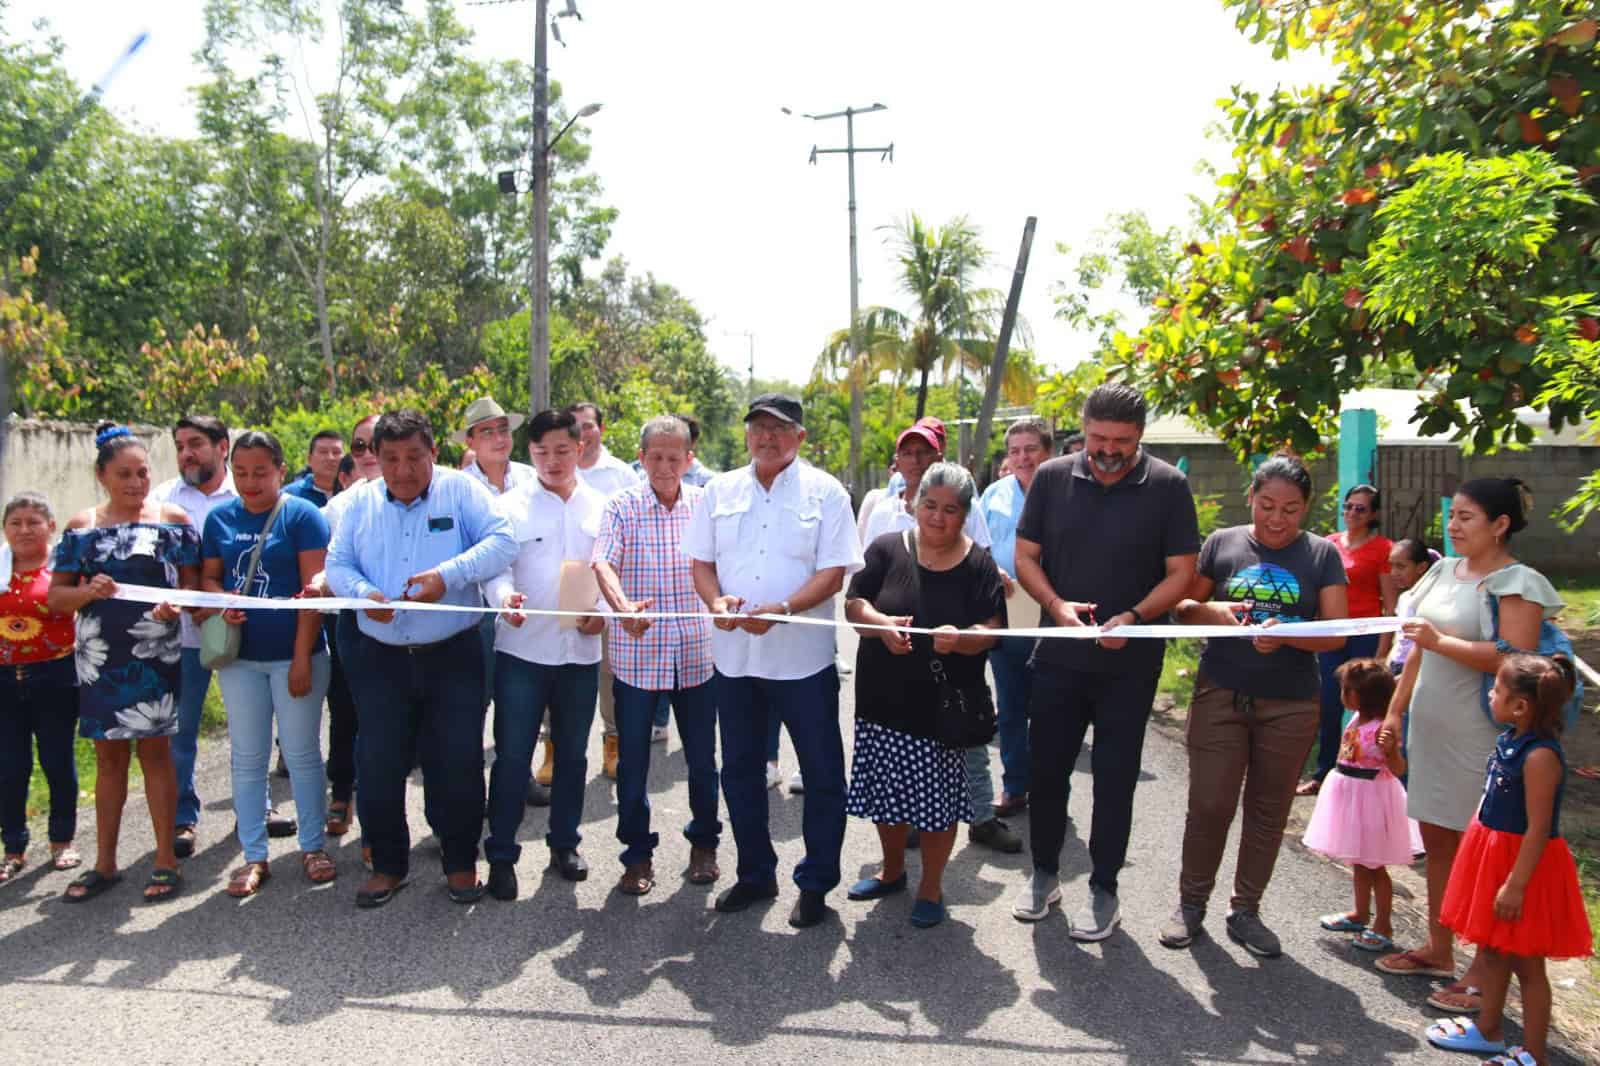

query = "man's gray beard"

[
  {"left": 1090, "top": 449, "right": 1137, "bottom": 475},
  {"left": 181, "top": 464, "right": 216, "bottom": 488}
]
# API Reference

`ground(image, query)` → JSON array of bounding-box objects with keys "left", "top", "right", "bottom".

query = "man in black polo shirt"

[{"left": 1010, "top": 383, "right": 1200, "bottom": 940}]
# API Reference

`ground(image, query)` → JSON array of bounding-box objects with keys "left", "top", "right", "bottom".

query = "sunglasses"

[
  {"left": 1343, "top": 503, "right": 1371, "bottom": 514},
  {"left": 351, "top": 439, "right": 373, "bottom": 455}
]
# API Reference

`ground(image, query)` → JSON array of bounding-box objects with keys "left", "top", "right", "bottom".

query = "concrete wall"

[
  {"left": 1, "top": 418, "right": 180, "bottom": 520},
  {"left": 1143, "top": 441, "right": 1600, "bottom": 577}
]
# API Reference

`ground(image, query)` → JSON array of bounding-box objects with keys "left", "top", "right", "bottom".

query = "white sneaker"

[
  {"left": 650, "top": 725, "right": 670, "bottom": 743},
  {"left": 788, "top": 770, "right": 805, "bottom": 794},
  {"left": 766, "top": 762, "right": 784, "bottom": 790}
]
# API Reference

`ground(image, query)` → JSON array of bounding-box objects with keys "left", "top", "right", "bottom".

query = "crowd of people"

[{"left": 0, "top": 381, "right": 1590, "bottom": 1065}]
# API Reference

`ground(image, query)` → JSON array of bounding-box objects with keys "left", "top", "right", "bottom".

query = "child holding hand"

[
  {"left": 1304, "top": 658, "right": 1421, "bottom": 951},
  {"left": 1424, "top": 654, "right": 1592, "bottom": 1065}
]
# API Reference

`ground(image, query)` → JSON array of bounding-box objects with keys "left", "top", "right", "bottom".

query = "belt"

[
  {"left": 1336, "top": 765, "right": 1380, "bottom": 780},
  {"left": 365, "top": 629, "right": 471, "bottom": 656}
]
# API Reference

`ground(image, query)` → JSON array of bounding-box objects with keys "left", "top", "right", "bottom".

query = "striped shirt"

[{"left": 592, "top": 482, "right": 712, "bottom": 691}]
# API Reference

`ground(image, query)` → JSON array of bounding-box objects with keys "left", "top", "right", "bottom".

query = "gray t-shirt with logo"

[{"left": 1196, "top": 526, "right": 1347, "bottom": 700}]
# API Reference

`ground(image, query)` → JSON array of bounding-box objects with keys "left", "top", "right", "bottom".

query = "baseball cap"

[{"left": 744, "top": 393, "right": 803, "bottom": 426}]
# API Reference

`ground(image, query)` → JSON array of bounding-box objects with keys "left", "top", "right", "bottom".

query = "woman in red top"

[
  {"left": 1299, "top": 484, "right": 1395, "bottom": 796},
  {"left": 0, "top": 492, "right": 81, "bottom": 884}
]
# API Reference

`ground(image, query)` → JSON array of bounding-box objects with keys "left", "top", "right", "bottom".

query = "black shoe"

[
  {"left": 487, "top": 861, "right": 518, "bottom": 901},
  {"left": 969, "top": 817, "right": 1024, "bottom": 854},
  {"left": 447, "top": 879, "right": 484, "bottom": 904},
  {"left": 173, "top": 825, "right": 196, "bottom": 859},
  {"left": 714, "top": 880, "right": 779, "bottom": 913},
  {"left": 551, "top": 848, "right": 588, "bottom": 882},
  {"left": 265, "top": 807, "right": 297, "bottom": 838},
  {"left": 525, "top": 780, "right": 551, "bottom": 808},
  {"left": 788, "top": 889, "right": 828, "bottom": 929}
]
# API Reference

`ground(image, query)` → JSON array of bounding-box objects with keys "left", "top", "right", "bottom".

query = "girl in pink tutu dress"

[{"left": 1305, "top": 658, "right": 1421, "bottom": 952}]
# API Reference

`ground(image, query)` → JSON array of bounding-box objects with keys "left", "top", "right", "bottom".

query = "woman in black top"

[{"left": 844, "top": 462, "right": 1006, "bottom": 929}]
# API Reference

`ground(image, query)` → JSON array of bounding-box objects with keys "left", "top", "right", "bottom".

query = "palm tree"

[{"left": 885, "top": 213, "right": 1000, "bottom": 418}]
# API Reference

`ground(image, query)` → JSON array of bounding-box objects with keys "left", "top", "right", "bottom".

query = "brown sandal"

[
  {"left": 325, "top": 802, "right": 352, "bottom": 837},
  {"left": 302, "top": 850, "right": 337, "bottom": 884},
  {"left": 225, "top": 861, "right": 270, "bottom": 898},
  {"left": 617, "top": 861, "right": 655, "bottom": 896}
]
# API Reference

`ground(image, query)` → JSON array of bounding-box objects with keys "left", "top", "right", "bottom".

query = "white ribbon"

[{"left": 109, "top": 583, "right": 1405, "bottom": 641}]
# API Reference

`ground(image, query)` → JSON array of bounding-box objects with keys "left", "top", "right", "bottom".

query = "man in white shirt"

[
  {"left": 150, "top": 414, "right": 251, "bottom": 857},
  {"left": 456, "top": 396, "right": 534, "bottom": 497},
  {"left": 568, "top": 400, "right": 642, "bottom": 779},
  {"left": 482, "top": 409, "right": 607, "bottom": 898},
  {"left": 684, "top": 393, "right": 863, "bottom": 929}
]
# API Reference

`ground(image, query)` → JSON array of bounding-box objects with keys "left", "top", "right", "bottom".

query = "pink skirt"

[{"left": 1302, "top": 768, "right": 1422, "bottom": 868}]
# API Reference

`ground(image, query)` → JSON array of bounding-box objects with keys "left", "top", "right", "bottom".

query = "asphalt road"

[{"left": 0, "top": 623, "right": 1584, "bottom": 1065}]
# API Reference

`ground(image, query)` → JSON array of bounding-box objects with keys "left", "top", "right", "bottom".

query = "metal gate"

[{"left": 1376, "top": 446, "right": 1461, "bottom": 545}]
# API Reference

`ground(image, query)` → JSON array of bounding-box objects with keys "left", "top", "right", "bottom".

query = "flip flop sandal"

[
  {"left": 1425, "top": 1016, "right": 1505, "bottom": 1055},
  {"left": 144, "top": 868, "right": 182, "bottom": 903},
  {"left": 225, "top": 862, "right": 270, "bottom": 898},
  {"left": 1483, "top": 1047, "right": 1538, "bottom": 1066},
  {"left": 1575, "top": 765, "right": 1600, "bottom": 780},
  {"left": 0, "top": 856, "right": 24, "bottom": 884},
  {"left": 1319, "top": 912, "right": 1366, "bottom": 933},
  {"left": 325, "top": 803, "right": 352, "bottom": 837},
  {"left": 1354, "top": 929, "right": 1395, "bottom": 952},
  {"left": 447, "top": 880, "right": 484, "bottom": 904},
  {"left": 50, "top": 847, "right": 82, "bottom": 871},
  {"left": 301, "top": 850, "right": 338, "bottom": 884},
  {"left": 63, "top": 869, "right": 122, "bottom": 902},
  {"left": 1374, "top": 950, "right": 1455, "bottom": 978},
  {"left": 355, "top": 877, "right": 409, "bottom": 909},
  {"left": 1426, "top": 984, "right": 1483, "bottom": 1012}
]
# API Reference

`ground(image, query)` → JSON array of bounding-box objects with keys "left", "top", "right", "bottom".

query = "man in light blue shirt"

[
  {"left": 978, "top": 416, "right": 1051, "bottom": 820},
  {"left": 326, "top": 409, "right": 517, "bottom": 908}
]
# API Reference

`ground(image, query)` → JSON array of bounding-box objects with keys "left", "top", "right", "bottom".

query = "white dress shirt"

[
  {"left": 484, "top": 479, "right": 608, "bottom": 666},
  {"left": 682, "top": 459, "right": 863, "bottom": 681},
  {"left": 152, "top": 473, "right": 238, "bottom": 647},
  {"left": 576, "top": 447, "right": 640, "bottom": 499},
  {"left": 321, "top": 478, "right": 373, "bottom": 540},
  {"left": 857, "top": 489, "right": 993, "bottom": 551},
  {"left": 463, "top": 459, "right": 535, "bottom": 497}
]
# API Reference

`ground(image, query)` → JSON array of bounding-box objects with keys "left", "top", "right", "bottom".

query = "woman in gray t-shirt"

[{"left": 1159, "top": 455, "right": 1349, "bottom": 959}]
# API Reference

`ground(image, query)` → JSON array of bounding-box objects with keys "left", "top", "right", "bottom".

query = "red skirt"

[{"left": 1440, "top": 819, "right": 1593, "bottom": 959}]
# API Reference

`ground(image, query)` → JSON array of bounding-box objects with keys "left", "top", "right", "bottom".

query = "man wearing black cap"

[{"left": 683, "top": 393, "right": 864, "bottom": 928}]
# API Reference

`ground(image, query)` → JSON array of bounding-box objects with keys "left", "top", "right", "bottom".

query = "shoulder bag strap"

[{"left": 241, "top": 493, "right": 289, "bottom": 596}]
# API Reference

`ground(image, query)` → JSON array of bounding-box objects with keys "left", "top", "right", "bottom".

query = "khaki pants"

[{"left": 1179, "top": 675, "right": 1318, "bottom": 914}]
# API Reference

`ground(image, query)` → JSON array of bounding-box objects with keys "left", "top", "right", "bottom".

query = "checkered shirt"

[{"left": 592, "top": 482, "right": 713, "bottom": 691}]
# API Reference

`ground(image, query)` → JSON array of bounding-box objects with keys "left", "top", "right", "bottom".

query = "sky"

[{"left": 8, "top": 1, "right": 1334, "bottom": 390}]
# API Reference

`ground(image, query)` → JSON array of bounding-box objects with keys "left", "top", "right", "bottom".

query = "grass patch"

[
  {"left": 1158, "top": 638, "right": 1201, "bottom": 708},
  {"left": 1553, "top": 577, "right": 1600, "bottom": 627},
  {"left": 23, "top": 677, "right": 226, "bottom": 822}
]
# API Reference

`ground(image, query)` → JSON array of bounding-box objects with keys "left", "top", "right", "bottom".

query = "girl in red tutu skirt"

[
  {"left": 1304, "top": 659, "right": 1422, "bottom": 951},
  {"left": 1425, "top": 654, "right": 1592, "bottom": 1065}
]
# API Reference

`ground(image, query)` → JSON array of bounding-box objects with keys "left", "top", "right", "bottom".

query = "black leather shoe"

[
  {"left": 525, "top": 780, "right": 551, "bottom": 808},
  {"left": 265, "top": 807, "right": 297, "bottom": 838},
  {"left": 487, "top": 861, "right": 518, "bottom": 901},
  {"left": 713, "top": 880, "right": 779, "bottom": 913},
  {"left": 789, "top": 889, "right": 828, "bottom": 929},
  {"left": 551, "top": 848, "right": 588, "bottom": 882}
]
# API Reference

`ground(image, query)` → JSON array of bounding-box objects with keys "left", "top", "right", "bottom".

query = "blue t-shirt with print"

[{"left": 201, "top": 495, "right": 330, "bottom": 662}]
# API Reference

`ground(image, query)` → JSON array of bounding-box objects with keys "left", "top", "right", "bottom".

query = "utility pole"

[
  {"left": 725, "top": 330, "right": 756, "bottom": 400},
  {"left": 970, "top": 216, "right": 1037, "bottom": 468},
  {"left": 527, "top": 0, "right": 551, "bottom": 418},
  {"left": 793, "top": 103, "right": 892, "bottom": 501}
]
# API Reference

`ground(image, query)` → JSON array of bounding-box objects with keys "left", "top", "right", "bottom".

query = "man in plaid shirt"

[{"left": 592, "top": 415, "right": 721, "bottom": 895}]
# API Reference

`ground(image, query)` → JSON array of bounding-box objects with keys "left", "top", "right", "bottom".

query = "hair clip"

[{"left": 95, "top": 425, "right": 134, "bottom": 447}]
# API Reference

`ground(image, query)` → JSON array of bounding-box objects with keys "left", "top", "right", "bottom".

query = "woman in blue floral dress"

[{"left": 48, "top": 424, "right": 200, "bottom": 903}]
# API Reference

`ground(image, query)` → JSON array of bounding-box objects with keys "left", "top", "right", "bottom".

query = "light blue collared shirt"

[
  {"left": 979, "top": 473, "right": 1027, "bottom": 577},
  {"left": 326, "top": 466, "right": 518, "bottom": 646}
]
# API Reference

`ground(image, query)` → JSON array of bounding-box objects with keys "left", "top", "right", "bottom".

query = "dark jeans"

[
  {"left": 715, "top": 666, "right": 844, "bottom": 893},
  {"left": 1314, "top": 634, "right": 1380, "bottom": 780},
  {"left": 614, "top": 678, "right": 720, "bottom": 866},
  {"left": 1028, "top": 664, "right": 1160, "bottom": 896},
  {"left": 991, "top": 636, "right": 1036, "bottom": 797},
  {"left": 174, "top": 647, "right": 210, "bottom": 827},
  {"left": 486, "top": 654, "right": 598, "bottom": 862},
  {"left": 339, "top": 617, "right": 486, "bottom": 879},
  {"left": 324, "top": 615, "right": 359, "bottom": 804},
  {"left": 0, "top": 657, "right": 79, "bottom": 853}
]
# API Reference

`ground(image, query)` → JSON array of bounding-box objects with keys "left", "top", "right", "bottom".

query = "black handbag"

[{"left": 904, "top": 531, "right": 997, "bottom": 749}]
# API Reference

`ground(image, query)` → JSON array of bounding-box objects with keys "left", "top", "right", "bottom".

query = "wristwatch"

[
  {"left": 780, "top": 600, "right": 793, "bottom": 616},
  {"left": 1126, "top": 606, "right": 1145, "bottom": 625}
]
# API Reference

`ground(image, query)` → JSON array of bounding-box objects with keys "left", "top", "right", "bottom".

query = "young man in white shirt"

[
  {"left": 684, "top": 393, "right": 864, "bottom": 929},
  {"left": 482, "top": 409, "right": 607, "bottom": 899}
]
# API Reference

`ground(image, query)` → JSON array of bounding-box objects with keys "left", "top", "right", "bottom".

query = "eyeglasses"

[
  {"left": 351, "top": 439, "right": 373, "bottom": 455},
  {"left": 1343, "top": 503, "right": 1370, "bottom": 514}
]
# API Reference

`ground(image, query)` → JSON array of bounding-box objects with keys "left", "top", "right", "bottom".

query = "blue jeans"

[
  {"left": 339, "top": 618, "right": 486, "bottom": 878},
  {"left": 964, "top": 746, "right": 996, "bottom": 826},
  {"left": 216, "top": 654, "right": 331, "bottom": 861},
  {"left": 614, "top": 679, "right": 720, "bottom": 866},
  {"left": 991, "top": 636, "right": 1036, "bottom": 797},
  {"left": 715, "top": 667, "right": 844, "bottom": 894},
  {"left": 1315, "top": 634, "right": 1381, "bottom": 780},
  {"left": 487, "top": 654, "right": 598, "bottom": 862},
  {"left": 0, "top": 656, "right": 79, "bottom": 853},
  {"left": 174, "top": 648, "right": 210, "bottom": 828}
]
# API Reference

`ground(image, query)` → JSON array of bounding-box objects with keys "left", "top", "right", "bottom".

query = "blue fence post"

[{"left": 1337, "top": 408, "right": 1378, "bottom": 532}]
